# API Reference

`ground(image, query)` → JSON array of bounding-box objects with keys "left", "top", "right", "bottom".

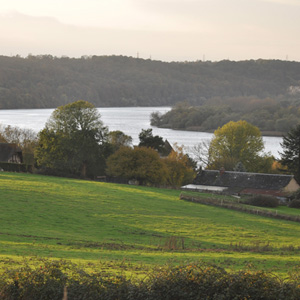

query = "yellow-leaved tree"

[
  {"left": 163, "top": 145, "right": 196, "bottom": 188},
  {"left": 208, "top": 120, "right": 273, "bottom": 172}
]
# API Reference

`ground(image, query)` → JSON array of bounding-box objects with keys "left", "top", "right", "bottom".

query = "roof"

[
  {"left": 0, "top": 143, "right": 22, "bottom": 162},
  {"left": 159, "top": 139, "right": 174, "bottom": 157},
  {"left": 193, "top": 170, "right": 295, "bottom": 191}
]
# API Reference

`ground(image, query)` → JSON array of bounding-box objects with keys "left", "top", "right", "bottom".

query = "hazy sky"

[{"left": 0, "top": 0, "right": 299, "bottom": 62}]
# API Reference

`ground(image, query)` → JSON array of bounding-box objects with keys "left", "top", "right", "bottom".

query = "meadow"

[{"left": 1, "top": 172, "right": 300, "bottom": 278}]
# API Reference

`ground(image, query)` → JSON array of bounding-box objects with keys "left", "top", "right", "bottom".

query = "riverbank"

[{"left": 158, "top": 125, "right": 285, "bottom": 137}]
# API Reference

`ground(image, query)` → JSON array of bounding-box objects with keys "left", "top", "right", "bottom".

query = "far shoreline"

[{"left": 155, "top": 125, "right": 285, "bottom": 137}]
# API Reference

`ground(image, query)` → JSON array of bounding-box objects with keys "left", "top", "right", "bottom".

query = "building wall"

[
  {"left": 8, "top": 154, "right": 22, "bottom": 164},
  {"left": 283, "top": 178, "right": 300, "bottom": 193}
]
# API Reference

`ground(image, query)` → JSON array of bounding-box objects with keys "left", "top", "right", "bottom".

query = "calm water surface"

[{"left": 0, "top": 107, "right": 282, "bottom": 158}]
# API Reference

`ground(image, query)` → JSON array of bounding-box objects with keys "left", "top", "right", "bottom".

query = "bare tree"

[
  {"left": 188, "top": 140, "right": 211, "bottom": 168},
  {"left": 0, "top": 124, "right": 38, "bottom": 164}
]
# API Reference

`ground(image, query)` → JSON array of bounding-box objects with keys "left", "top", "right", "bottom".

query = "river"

[{"left": 0, "top": 107, "right": 283, "bottom": 158}]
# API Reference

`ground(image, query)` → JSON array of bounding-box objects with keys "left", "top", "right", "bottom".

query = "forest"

[{"left": 0, "top": 55, "right": 300, "bottom": 109}]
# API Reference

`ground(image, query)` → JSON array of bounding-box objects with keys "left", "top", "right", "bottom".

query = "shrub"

[
  {"left": 146, "top": 264, "right": 300, "bottom": 300},
  {"left": 289, "top": 199, "right": 300, "bottom": 209},
  {"left": 290, "top": 188, "right": 300, "bottom": 200},
  {"left": 1, "top": 260, "right": 300, "bottom": 300},
  {"left": 246, "top": 195, "right": 279, "bottom": 208},
  {"left": 0, "top": 162, "right": 32, "bottom": 173}
]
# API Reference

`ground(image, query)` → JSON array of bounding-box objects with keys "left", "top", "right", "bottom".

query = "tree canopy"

[
  {"left": 106, "top": 144, "right": 196, "bottom": 187},
  {"left": 150, "top": 98, "right": 300, "bottom": 134},
  {"left": 106, "top": 146, "right": 166, "bottom": 186},
  {"left": 280, "top": 124, "right": 300, "bottom": 182},
  {"left": 138, "top": 128, "right": 165, "bottom": 153},
  {"left": 208, "top": 120, "right": 267, "bottom": 172},
  {"left": 163, "top": 145, "right": 196, "bottom": 187},
  {"left": 35, "top": 100, "right": 108, "bottom": 177},
  {"left": 108, "top": 130, "right": 132, "bottom": 152}
]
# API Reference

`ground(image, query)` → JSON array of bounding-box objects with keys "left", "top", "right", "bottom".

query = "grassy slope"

[{"left": 1, "top": 172, "right": 300, "bottom": 276}]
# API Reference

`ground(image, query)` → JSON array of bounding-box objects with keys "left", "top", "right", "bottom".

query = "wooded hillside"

[
  {"left": 0, "top": 55, "right": 300, "bottom": 109},
  {"left": 150, "top": 97, "right": 300, "bottom": 134}
]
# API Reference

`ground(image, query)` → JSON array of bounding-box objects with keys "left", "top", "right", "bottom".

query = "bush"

[
  {"left": 146, "top": 264, "right": 300, "bottom": 300},
  {"left": 291, "top": 189, "right": 300, "bottom": 200},
  {"left": 0, "top": 162, "right": 33, "bottom": 173},
  {"left": 246, "top": 195, "right": 279, "bottom": 208},
  {"left": 1, "top": 260, "right": 300, "bottom": 300},
  {"left": 289, "top": 199, "right": 300, "bottom": 209}
]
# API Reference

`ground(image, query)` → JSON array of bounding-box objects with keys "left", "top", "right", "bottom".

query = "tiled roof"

[{"left": 193, "top": 170, "right": 294, "bottom": 190}]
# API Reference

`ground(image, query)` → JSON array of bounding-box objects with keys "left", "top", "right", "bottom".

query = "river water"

[{"left": 0, "top": 107, "right": 283, "bottom": 158}]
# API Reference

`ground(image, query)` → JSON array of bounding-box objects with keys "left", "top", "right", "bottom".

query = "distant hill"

[{"left": 0, "top": 55, "right": 300, "bottom": 109}]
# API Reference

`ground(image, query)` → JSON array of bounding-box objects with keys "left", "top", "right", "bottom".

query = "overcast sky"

[{"left": 0, "top": 0, "right": 299, "bottom": 62}]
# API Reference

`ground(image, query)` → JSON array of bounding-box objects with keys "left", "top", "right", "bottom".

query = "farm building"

[
  {"left": 182, "top": 169, "right": 299, "bottom": 197},
  {"left": 0, "top": 143, "right": 23, "bottom": 164}
]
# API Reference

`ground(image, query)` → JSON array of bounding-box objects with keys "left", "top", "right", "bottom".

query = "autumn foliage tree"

[
  {"left": 107, "top": 130, "right": 132, "bottom": 152},
  {"left": 164, "top": 145, "right": 196, "bottom": 187},
  {"left": 106, "top": 146, "right": 166, "bottom": 186},
  {"left": 208, "top": 120, "right": 272, "bottom": 172}
]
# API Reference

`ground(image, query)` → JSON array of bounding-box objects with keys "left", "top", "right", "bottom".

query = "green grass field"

[{"left": 1, "top": 172, "right": 300, "bottom": 277}]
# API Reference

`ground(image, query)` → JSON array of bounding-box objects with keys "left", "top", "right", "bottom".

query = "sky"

[{"left": 0, "top": 0, "right": 300, "bottom": 62}]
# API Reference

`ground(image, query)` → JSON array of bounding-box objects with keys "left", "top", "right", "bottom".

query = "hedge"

[
  {"left": 0, "top": 260, "right": 299, "bottom": 300},
  {"left": 0, "top": 162, "right": 33, "bottom": 173}
]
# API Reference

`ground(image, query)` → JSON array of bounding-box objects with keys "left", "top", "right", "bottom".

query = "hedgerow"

[
  {"left": 0, "top": 260, "right": 299, "bottom": 300},
  {"left": 245, "top": 195, "right": 279, "bottom": 208},
  {"left": 289, "top": 199, "right": 300, "bottom": 209}
]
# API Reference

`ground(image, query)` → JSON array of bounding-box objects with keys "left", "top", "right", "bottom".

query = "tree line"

[
  {"left": 2, "top": 100, "right": 300, "bottom": 184},
  {"left": 1, "top": 55, "right": 300, "bottom": 109},
  {"left": 0, "top": 101, "right": 195, "bottom": 187},
  {"left": 150, "top": 97, "right": 300, "bottom": 134}
]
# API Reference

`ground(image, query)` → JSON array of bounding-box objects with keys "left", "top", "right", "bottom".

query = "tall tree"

[
  {"left": 280, "top": 124, "right": 300, "bottom": 182},
  {"left": 208, "top": 120, "right": 265, "bottom": 172},
  {"left": 35, "top": 100, "right": 108, "bottom": 177}
]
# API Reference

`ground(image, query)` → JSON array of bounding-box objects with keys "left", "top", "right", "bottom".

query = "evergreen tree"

[
  {"left": 138, "top": 128, "right": 165, "bottom": 152},
  {"left": 280, "top": 124, "right": 300, "bottom": 182}
]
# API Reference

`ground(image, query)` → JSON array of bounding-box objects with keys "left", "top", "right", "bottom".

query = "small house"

[
  {"left": 0, "top": 143, "right": 23, "bottom": 164},
  {"left": 182, "top": 169, "right": 299, "bottom": 197}
]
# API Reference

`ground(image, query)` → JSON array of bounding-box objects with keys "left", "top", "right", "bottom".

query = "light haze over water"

[{"left": 0, "top": 107, "right": 282, "bottom": 158}]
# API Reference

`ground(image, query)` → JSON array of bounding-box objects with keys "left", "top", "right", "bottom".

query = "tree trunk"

[{"left": 81, "top": 162, "right": 87, "bottom": 178}]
